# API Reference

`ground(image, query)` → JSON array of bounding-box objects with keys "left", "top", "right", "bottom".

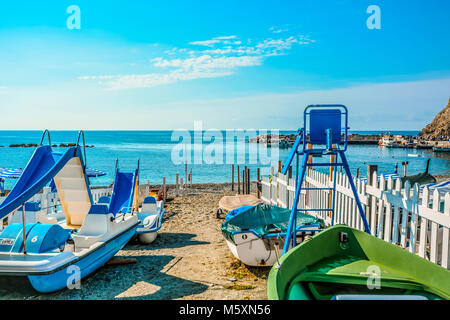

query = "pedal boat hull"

[{"left": 0, "top": 221, "right": 138, "bottom": 293}]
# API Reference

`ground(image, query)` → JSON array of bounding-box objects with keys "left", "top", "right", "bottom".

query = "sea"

[{"left": 0, "top": 130, "right": 449, "bottom": 189}]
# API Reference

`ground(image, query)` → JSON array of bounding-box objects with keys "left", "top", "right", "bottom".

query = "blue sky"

[{"left": 0, "top": 0, "right": 449, "bottom": 130}]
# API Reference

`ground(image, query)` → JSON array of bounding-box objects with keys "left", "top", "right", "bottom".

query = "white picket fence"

[{"left": 261, "top": 169, "right": 450, "bottom": 270}]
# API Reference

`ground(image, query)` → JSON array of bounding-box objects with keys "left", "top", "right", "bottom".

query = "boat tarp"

[
  {"left": 218, "top": 194, "right": 263, "bottom": 212},
  {"left": 221, "top": 204, "right": 325, "bottom": 241}
]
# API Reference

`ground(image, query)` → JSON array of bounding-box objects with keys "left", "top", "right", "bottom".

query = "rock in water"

[{"left": 419, "top": 98, "right": 450, "bottom": 140}]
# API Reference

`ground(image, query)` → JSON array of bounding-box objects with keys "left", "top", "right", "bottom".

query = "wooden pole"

[
  {"left": 242, "top": 169, "right": 246, "bottom": 195},
  {"left": 231, "top": 164, "right": 235, "bottom": 191},
  {"left": 176, "top": 173, "right": 179, "bottom": 190},
  {"left": 402, "top": 161, "right": 408, "bottom": 176},
  {"left": 257, "top": 168, "right": 261, "bottom": 199},
  {"left": 244, "top": 166, "right": 248, "bottom": 195},
  {"left": 237, "top": 165, "right": 240, "bottom": 194},
  {"left": 184, "top": 143, "right": 187, "bottom": 188},
  {"left": 278, "top": 160, "right": 282, "bottom": 173},
  {"left": 162, "top": 177, "right": 166, "bottom": 202},
  {"left": 190, "top": 168, "right": 193, "bottom": 187},
  {"left": 247, "top": 168, "right": 250, "bottom": 194},
  {"left": 356, "top": 168, "right": 360, "bottom": 178}
]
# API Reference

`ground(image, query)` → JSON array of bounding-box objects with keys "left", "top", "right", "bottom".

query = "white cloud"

[
  {"left": 188, "top": 39, "right": 221, "bottom": 47},
  {"left": 79, "top": 33, "right": 315, "bottom": 90},
  {"left": 213, "top": 35, "right": 238, "bottom": 40},
  {"left": 269, "top": 26, "right": 289, "bottom": 34}
]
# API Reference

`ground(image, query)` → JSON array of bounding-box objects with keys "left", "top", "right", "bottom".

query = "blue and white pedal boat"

[
  {"left": 136, "top": 196, "right": 165, "bottom": 244},
  {"left": 0, "top": 131, "right": 139, "bottom": 293}
]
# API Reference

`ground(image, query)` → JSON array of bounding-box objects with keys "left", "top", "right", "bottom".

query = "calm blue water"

[{"left": 0, "top": 130, "right": 448, "bottom": 189}]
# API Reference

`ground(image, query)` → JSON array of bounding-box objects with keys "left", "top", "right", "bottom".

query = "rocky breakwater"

[
  {"left": 248, "top": 133, "right": 379, "bottom": 145},
  {"left": 7, "top": 143, "right": 94, "bottom": 148}
]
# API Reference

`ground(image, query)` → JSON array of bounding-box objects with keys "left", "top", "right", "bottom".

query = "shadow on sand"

[
  {"left": 0, "top": 254, "right": 209, "bottom": 300},
  {"left": 125, "top": 232, "right": 209, "bottom": 250}
]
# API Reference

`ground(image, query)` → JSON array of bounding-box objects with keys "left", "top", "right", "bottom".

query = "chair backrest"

[
  {"left": 303, "top": 105, "right": 348, "bottom": 151},
  {"left": 309, "top": 109, "right": 342, "bottom": 144},
  {"left": 142, "top": 196, "right": 157, "bottom": 213},
  {"left": 97, "top": 195, "right": 111, "bottom": 204}
]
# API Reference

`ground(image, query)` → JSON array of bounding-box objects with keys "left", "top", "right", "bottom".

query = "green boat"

[{"left": 267, "top": 225, "right": 450, "bottom": 300}]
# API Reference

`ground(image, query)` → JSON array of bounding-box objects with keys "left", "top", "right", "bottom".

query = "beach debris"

[{"left": 223, "top": 283, "right": 256, "bottom": 290}]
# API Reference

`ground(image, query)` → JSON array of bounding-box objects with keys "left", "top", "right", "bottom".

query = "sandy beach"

[
  {"left": 0, "top": 173, "right": 448, "bottom": 300},
  {"left": 0, "top": 183, "right": 269, "bottom": 300}
]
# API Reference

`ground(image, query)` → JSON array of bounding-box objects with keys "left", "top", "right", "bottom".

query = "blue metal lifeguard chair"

[{"left": 281, "top": 105, "right": 370, "bottom": 255}]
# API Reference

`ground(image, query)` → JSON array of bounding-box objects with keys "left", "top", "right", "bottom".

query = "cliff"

[{"left": 419, "top": 99, "right": 450, "bottom": 140}]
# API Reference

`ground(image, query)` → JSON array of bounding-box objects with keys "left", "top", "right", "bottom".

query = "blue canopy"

[
  {"left": 85, "top": 168, "right": 106, "bottom": 178},
  {"left": 359, "top": 173, "right": 400, "bottom": 183},
  {"left": 0, "top": 168, "right": 23, "bottom": 179},
  {"left": 421, "top": 180, "right": 450, "bottom": 195},
  {"left": 0, "top": 167, "right": 105, "bottom": 179}
]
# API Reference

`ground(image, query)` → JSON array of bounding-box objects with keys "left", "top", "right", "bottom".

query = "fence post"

[
  {"left": 430, "top": 189, "right": 440, "bottom": 263},
  {"left": 418, "top": 186, "right": 429, "bottom": 258},
  {"left": 367, "top": 165, "right": 378, "bottom": 235},
  {"left": 408, "top": 183, "right": 419, "bottom": 253},
  {"left": 442, "top": 193, "right": 450, "bottom": 269}
]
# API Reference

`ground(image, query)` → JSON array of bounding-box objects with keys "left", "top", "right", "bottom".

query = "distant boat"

[
  {"left": 385, "top": 141, "right": 404, "bottom": 148},
  {"left": 415, "top": 144, "right": 433, "bottom": 150},
  {"left": 378, "top": 136, "right": 394, "bottom": 147},
  {"left": 433, "top": 146, "right": 450, "bottom": 152},
  {"left": 408, "top": 154, "right": 421, "bottom": 157}
]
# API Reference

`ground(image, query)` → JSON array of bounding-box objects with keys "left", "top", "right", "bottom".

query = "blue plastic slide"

[
  {"left": 0, "top": 146, "right": 92, "bottom": 220},
  {"left": 108, "top": 168, "right": 138, "bottom": 216}
]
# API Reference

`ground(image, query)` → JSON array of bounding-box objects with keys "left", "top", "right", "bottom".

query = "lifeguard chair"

[{"left": 281, "top": 105, "right": 370, "bottom": 255}]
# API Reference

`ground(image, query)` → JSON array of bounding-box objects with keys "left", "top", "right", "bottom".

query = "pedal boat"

[
  {"left": 0, "top": 132, "right": 139, "bottom": 293},
  {"left": 136, "top": 196, "right": 165, "bottom": 244},
  {"left": 0, "top": 204, "right": 138, "bottom": 293}
]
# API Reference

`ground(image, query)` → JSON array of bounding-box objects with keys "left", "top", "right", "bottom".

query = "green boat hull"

[{"left": 267, "top": 225, "right": 450, "bottom": 300}]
